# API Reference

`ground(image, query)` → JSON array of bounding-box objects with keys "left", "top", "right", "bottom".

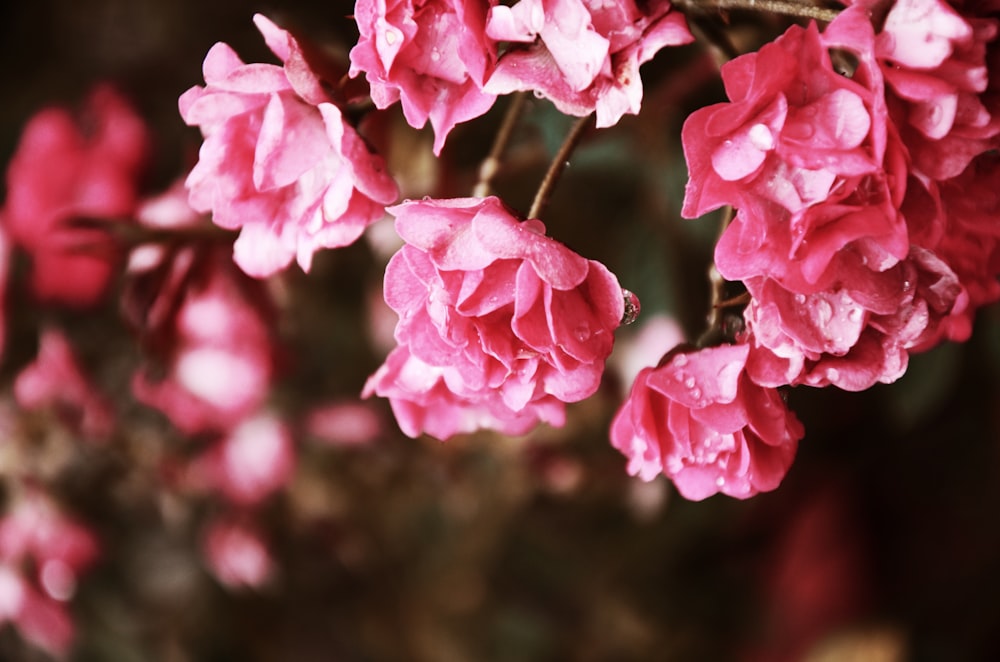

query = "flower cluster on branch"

[{"left": 0, "top": 0, "right": 998, "bottom": 653}]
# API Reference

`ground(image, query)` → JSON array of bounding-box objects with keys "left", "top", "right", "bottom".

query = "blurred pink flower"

[
  {"left": 180, "top": 14, "right": 398, "bottom": 277},
  {"left": 0, "top": 488, "right": 99, "bottom": 653},
  {"left": 933, "top": 152, "right": 1000, "bottom": 332},
  {"left": 485, "top": 0, "right": 693, "bottom": 127},
  {"left": 611, "top": 344, "right": 802, "bottom": 500},
  {"left": 0, "top": 222, "right": 9, "bottom": 362},
  {"left": 14, "top": 328, "right": 115, "bottom": 440},
  {"left": 365, "top": 196, "right": 628, "bottom": 440},
  {"left": 202, "top": 518, "right": 273, "bottom": 589},
  {"left": 305, "top": 400, "right": 384, "bottom": 447},
  {"left": 0, "top": 565, "right": 75, "bottom": 657},
  {"left": 1, "top": 85, "right": 150, "bottom": 306},
  {"left": 131, "top": 250, "right": 276, "bottom": 435},
  {"left": 190, "top": 414, "right": 295, "bottom": 506},
  {"left": 349, "top": 0, "right": 499, "bottom": 155}
]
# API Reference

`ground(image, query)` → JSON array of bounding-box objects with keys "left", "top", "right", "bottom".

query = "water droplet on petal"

[
  {"left": 621, "top": 289, "right": 641, "bottom": 325},
  {"left": 673, "top": 354, "right": 688, "bottom": 367},
  {"left": 574, "top": 324, "right": 592, "bottom": 342},
  {"left": 716, "top": 476, "right": 726, "bottom": 487},
  {"left": 684, "top": 376, "right": 696, "bottom": 389}
]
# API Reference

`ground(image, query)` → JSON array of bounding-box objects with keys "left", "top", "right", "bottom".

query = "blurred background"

[{"left": 2, "top": 1, "right": 1000, "bottom": 660}]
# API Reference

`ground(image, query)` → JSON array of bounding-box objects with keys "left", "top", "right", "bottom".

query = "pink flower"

[
  {"left": 14, "top": 329, "right": 115, "bottom": 440},
  {"left": 610, "top": 344, "right": 803, "bottom": 500},
  {"left": 742, "top": 246, "right": 963, "bottom": 391},
  {"left": 484, "top": 0, "right": 693, "bottom": 127},
  {"left": 877, "top": 0, "right": 1000, "bottom": 180},
  {"left": 201, "top": 518, "right": 273, "bottom": 589},
  {"left": 349, "top": 0, "right": 499, "bottom": 155},
  {"left": 189, "top": 414, "right": 295, "bottom": 506},
  {"left": 180, "top": 14, "right": 399, "bottom": 277},
  {"left": 364, "top": 196, "right": 629, "bottom": 440},
  {"left": 131, "top": 248, "right": 277, "bottom": 435},
  {"left": 682, "top": 8, "right": 909, "bottom": 291},
  {"left": 1, "top": 85, "right": 150, "bottom": 306}
]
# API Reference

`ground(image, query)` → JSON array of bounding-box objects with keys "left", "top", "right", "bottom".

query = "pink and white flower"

[
  {"left": 611, "top": 344, "right": 803, "bottom": 500},
  {"left": 682, "top": 7, "right": 909, "bottom": 292},
  {"left": 350, "top": 0, "right": 499, "bottom": 155},
  {"left": 180, "top": 14, "right": 399, "bottom": 277},
  {"left": 364, "top": 196, "right": 628, "bottom": 440},
  {"left": 485, "top": 0, "right": 693, "bottom": 127},
  {"left": 877, "top": 0, "right": 1000, "bottom": 181}
]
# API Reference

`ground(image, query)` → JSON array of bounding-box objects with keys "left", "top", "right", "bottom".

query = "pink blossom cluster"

[
  {"left": 364, "top": 196, "right": 628, "bottom": 440},
  {"left": 679, "top": 4, "right": 1000, "bottom": 392},
  {"left": 612, "top": 0, "right": 1000, "bottom": 499},
  {"left": 349, "top": 0, "right": 693, "bottom": 153},
  {"left": 124, "top": 181, "right": 293, "bottom": 588}
]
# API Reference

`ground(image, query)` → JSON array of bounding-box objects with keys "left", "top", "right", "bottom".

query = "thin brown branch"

[
  {"left": 528, "top": 114, "right": 593, "bottom": 220},
  {"left": 473, "top": 92, "right": 528, "bottom": 198}
]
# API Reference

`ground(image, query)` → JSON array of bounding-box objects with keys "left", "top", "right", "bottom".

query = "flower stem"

[
  {"left": 696, "top": 206, "right": 743, "bottom": 348},
  {"left": 528, "top": 113, "right": 594, "bottom": 220},
  {"left": 685, "top": 0, "right": 840, "bottom": 22},
  {"left": 474, "top": 92, "right": 528, "bottom": 198}
]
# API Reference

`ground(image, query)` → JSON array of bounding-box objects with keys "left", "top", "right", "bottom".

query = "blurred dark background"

[{"left": 3, "top": 1, "right": 1000, "bottom": 660}]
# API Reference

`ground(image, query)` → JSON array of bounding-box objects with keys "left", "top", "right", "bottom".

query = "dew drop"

[
  {"left": 384, "top": 29, "right": 399, "bottom": 46},
  {"left": 673, "top": 354, "right": 688, "bottom": 367},
  {"left": 684, "top": 376, "right": 696, "bottom": 389},
  {"left": 621, "top": 289, "right": 641, "bottom": 325},
  {"left": 690, "top": 387, "right": 703, "bottom": 401},
  {"left": 533, "top": 90, "right": 546, "bottom": 99},
  {"left": 795, "top": 293, "right": 807, "bottom": 304},
  {"left": 826, "top": 367, "right": 840, "bottom": 382},
  {"left": 430, "top": 49, "right": 441, "bottom": 62},
  {"left": 847, "top": 308, "right": 862, "bottom": 323},
  {"left": 574, "top": 324, "right": 592, "bottom": 342},
  {"left": 716, "top": 476, "right": 726, "bottom": 487}
]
